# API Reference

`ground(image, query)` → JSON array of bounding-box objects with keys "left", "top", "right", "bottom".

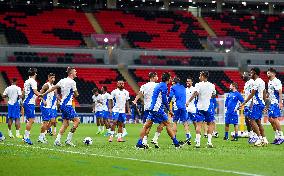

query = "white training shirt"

[
  {"left": 101, "top": 92, "right": 112, "bottom": 111},
  {"left": 56, "top": 77, "right": 77, "bottom": 106},
  {"left": 244, "top": 79, "right": 254, "bottom": 106},
  {"left": 252, "top": 78, "right": 265, "bottom": 105},
  {"left": 186, "top": 86, "right": 197, "bottom": 113},
  {"left": 268, "top": 77, "right": 282, "bottom": 105},
  {"left": 23, "top": 77, "right": 37, "bottom": 105},
  {"left": 195, "top": 81, "right": 215, "bottom": 111},
  {"left": 110, "top": 88, "right": 130, "bottom": 113},
  {"left": 41, "top": 82, "right": 55, "bottom": 108},
  {"left": 140, "top": 82, "right": 158, "bottom": 111},
  {"left": 92, "top": 94, "right": 103, "bottom": 112},
  {"left": 3, "top": 85, "right": 22, "bottom": 105}
]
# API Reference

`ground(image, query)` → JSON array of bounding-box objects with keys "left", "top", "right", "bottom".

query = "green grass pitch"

[{"left": 0, "top": 123, "right": 283, "bottom": 176}]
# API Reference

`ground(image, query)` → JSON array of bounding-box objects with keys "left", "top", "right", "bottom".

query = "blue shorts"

[
  {"left": 147, "top": 110, "right": 168, "bottom": 124},
  {"left": 225, "top": 112, "right": 238, "bottom": 125},
  {"left": 173, "top": 109, "right": 188, "bottom": 123},
  {"left": 8, "top": 103, "right": 20, "bottom": 119},
  {"left": 143, "top": 110, "right": 150, "bottom": 123},
  {"left": 95, "top": 111, "right": 104, "bottom": 118},
  {"left": 187, "top": 112, "right": 196, "bottom": 122},
  {"left": 50, "top": 109, "right": 57, "bottom": 119},
  {"left": 196, "top": 110, "right": 215, "bottom": 123},
  {"left": 23, "top": 103, "right": 35, "bottom": 119},
  {"left": 268, "top": 104, "right": 281, "bottom": 118},
  {"left": 244, "top": 106, "right": 252, "bottom": 117},
  {"left": 60, "top": 105, "right": 78, "bottom": 120},
  {"left": 102, "top": 111, "right": 110, "bottom": 119},
  {"left": 41, "top": 107, "right": 51, "bottom": 121},
  {"left": 112, "top": 112, "right": 126, "bottom": 122},
  {"left": 250, "top": 104, "right": 265, "bottom": 120}
]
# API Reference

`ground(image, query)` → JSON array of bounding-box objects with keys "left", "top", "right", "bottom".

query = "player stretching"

[
  {"left": 136, "top": 72, "right": 182, "bottom": 149},
  {"left": 169, "top": 77, "right": 191, "bottom": 145},
  {"left": 242, "top": 72, "right": 255, "bottom": 143},
  {"left": 240, "top": 67, "right": 268, "bottom": 146},
  {"left": 187, "top": 71, "right": 216, "bottom": 148},
  {"left": 108, "top": 80, "right": 130, "bottom": 142},
  {"left": 38, "top": 73, "right": 56, "bottom": 143},
  {"left": 2, "top": 78, "right": 23, "bottom": 138},
  {"left": 23, "top": 68, "right": 40, "bottom": 145},
  {"left": 92, "top": 88, "right": 104, "bottom": 134},
  {"left": 224, "top": 83, "right": 244, "bottom": 141},
  {"left": 101, "top": 86, "right": 112, "bottom": 136},
  {"left": 267, "top": 68, "right": 284, "bottom": 145},
  {"left": 41, "top": 67, "right": 80, "bottom": 147}
]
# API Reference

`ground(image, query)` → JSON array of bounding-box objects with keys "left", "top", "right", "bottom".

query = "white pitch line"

[{"left": 0, "top": 143, "right": 263, "bottom": 176}]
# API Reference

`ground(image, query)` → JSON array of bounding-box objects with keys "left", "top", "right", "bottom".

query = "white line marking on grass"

[{"left": 0, "top": 143, "right": 263, "bottom": 176}]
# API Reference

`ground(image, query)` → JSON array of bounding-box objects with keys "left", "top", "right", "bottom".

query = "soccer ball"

[
  {"left": 231, "top": 131, "right": 249, "bottom": 138},
  {"left": 83, "top": 137, "right": 93, "bottom": 145}
]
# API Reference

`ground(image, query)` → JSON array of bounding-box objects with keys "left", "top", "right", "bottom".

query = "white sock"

[
  {"left": 67, "top": 132, "right": 73, "bottom": 142},
  {"left": 98, "top": 126, "right": 101, "bottom": 131},
  {"left": 117, "top": 133, "right": 122, "bottom": 138},
  {"left": 123, "top": 128, "right": 127, "bottom": 134},
  {"left": 153, "top": 132, "right": 160, "bottom": 141},
  {"left": 249, "top": 131, "right": 253, "bottom": 138},
  {"left": 16, "top": 130, "right": 20, "bottom": 136},
  {"left": 24, "top": 130, "right": 30, "bottom": 139},
  {"left": 56, "top": 133, "right": 62, "bottom": 141},
  {"left": 208, "top": 134, "right": 212, "bottom": 144},
  {"left": 101, "top": 126, "right": 105, "bottom": 131},
  {"left": 142, "top": 136, "right": 148, "bottom": 145},
  {"left": 40, "top": 133, "right": 45, "bottom": 139},
  {"left": 258, "top": 136, "right": 263, "bottom": 140},
  {"left": 8, "top": 129, "right": 12, "bottom": 136},
  {"left": 275, "top": 130, "right": 279, "bottom": 139},
  {"left": 110, "top": 131, "right": 115, "bottom": 137},
  {"left": 196, "top": 134, "right": 201, "bottom": 144},
  {"left": 279, "top": 131, "right": 283, "bottom": 137},
  {"left": 107, "top": 128, "right": 111, "bottom": 132}
]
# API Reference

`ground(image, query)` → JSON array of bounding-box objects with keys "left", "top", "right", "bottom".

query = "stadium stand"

[
  {"left": 8, "top": 52, "right": 103, "bottom": 64},
  {"left": 0, "top": 66, "right": 136, "bottom": 105},
  {"left": 203, "top": 12, "right": 284, "bottom": 51},
  {"left": 0, "top": 8, "right": 95, "bottom": 47},
  {"left": 94, "top": 9, "right": 207, "bottom": 50},
  {"left": 135, "top": 55, "right": 224, "bottom": 66}
]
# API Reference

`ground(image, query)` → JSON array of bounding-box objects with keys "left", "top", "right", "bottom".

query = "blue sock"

[
  {"left": 235, "top": 133, "right": 238, "bottom": 138},
  {"left": 172, "top": 137, "right": 179, "bottom": 145},
  {"left": 137, "top": 139, "right": 143, "bottom": 145},
  {"left": 0, "top": 132, "right": 2, "bottom": 138},
  {"left": 186, "top": 133, "right": 191, "bottom": 140},
  {"left": 225, "top": 132, "right": 229, "bottom": 139}
]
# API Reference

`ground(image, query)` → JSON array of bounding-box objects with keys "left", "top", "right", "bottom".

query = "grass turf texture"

[{"left": 0, "top": 123, "right": 283, "bottom": 176}]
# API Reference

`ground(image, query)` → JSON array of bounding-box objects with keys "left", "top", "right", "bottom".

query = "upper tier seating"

[
  {"left": 203, "top": 12, "right": 284, "bottom": 51},
  {"left": 94, "top": 10, "right": 207, "bottom": 50},
  {"left": 0, "top": 8, "right": 95, "bottom": 47}
]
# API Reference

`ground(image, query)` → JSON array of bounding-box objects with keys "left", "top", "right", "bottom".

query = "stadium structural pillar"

[
  {"left": 217, "top": 0, "right": 222, "bottom": 13},
  {"left": 268, "top": 3, "right": 274, "bottom": 15},
  {"left": 107, "top": 0, "right": 117, "bottom": 9},
  {"left": 163, "top": 0, "right": 170, "bottom": 10},
  {"left": 53, "top": 0, "right": 58, "bottom": 6}
]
